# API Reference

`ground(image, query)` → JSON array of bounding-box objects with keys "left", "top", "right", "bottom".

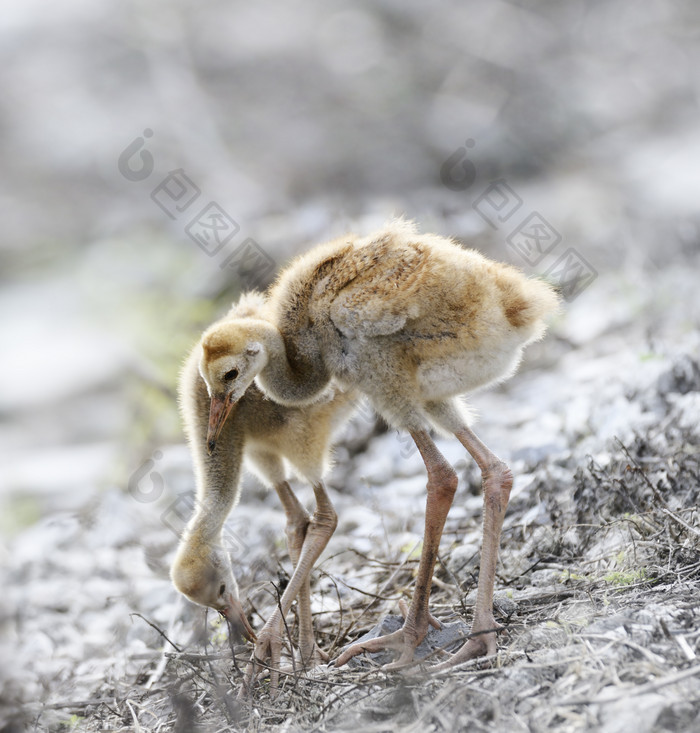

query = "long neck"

[
  {"left": 179, "top": 346, "right": 245, "bottom": 547},
  {"left": 255, "top": 320, "right": 331, "bottom": 405},
  {"left": 187, "top": 483, "right": 234, "bottom": 545}
]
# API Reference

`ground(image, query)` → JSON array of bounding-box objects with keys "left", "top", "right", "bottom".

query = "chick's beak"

[
  {"left": 207, "top": 393, "right": 235, "bottom": 455},
  {"left": 221, "top": 594, "right": 257, "bottom": 643}
]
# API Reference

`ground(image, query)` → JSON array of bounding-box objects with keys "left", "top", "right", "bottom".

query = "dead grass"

[
  {"left": 38, "top": 416, "right": 697, "bottom": 733},
  {"left": 13, "top": 350, "right": 700, "bottom": 733}
]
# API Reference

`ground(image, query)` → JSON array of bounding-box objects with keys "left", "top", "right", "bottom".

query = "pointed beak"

[
  {"left": 221, "top": 594, "right": 257, "bottom": 643},
  {"left": 207, "top": 393, "right": 235, "bottom": 455}
]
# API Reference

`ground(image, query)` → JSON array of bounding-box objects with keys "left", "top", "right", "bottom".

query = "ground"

[
  {"left": 2, "top": 253, "right": 699, "bottom": 732},
  {"left": 1, "top": 1, "right": 700, "bottom": 731}
]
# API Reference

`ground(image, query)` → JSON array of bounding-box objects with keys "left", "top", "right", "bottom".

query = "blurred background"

[{"left": 1, "top": 0, "right": 700, "bottom": 724}]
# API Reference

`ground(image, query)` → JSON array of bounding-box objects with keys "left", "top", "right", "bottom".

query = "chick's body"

[{"left": 262, "top": 221, "right": 558, "bottom": 430}]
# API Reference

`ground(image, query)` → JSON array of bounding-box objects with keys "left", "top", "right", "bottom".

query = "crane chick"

[
  {"left": 198, "top": 221, "right": 559, "bottom": 670},
  {"left": 171, "top": 292, "right": 357, "bottom": 690}
]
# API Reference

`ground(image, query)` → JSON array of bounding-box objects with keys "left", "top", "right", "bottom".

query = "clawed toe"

[
  {"left": 430, "top": 626, "right": 500, "bottom": 672},
  {"left": 431, "top": 639, "right": 495, "bottom": 671}
]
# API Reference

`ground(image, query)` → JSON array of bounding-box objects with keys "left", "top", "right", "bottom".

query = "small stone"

[{"left": 340, "top": 614, "right": 471, "bottom": 669}]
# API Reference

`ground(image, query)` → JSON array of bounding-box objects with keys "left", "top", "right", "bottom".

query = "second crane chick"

[{"left": 171, "top": 292, "right": 357, "bottom": 692}]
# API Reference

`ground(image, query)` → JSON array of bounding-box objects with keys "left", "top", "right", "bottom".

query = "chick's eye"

[
  {"left": 219, "top": 583, "right": 226, "bottom": 596},
  {"left": 223, "top": 369, "right": 238, "bottom": 382}
]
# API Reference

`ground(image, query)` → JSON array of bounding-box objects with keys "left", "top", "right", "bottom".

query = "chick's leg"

[
  {"left": 335, "top": 430, "right": 456, "bottom": 668},
  {"left": 432, "top": 424, "right": 512, "bottom": 670},
  {"left": 276, "top": 480, "right": 329, "bottom": 665},
  {"left": 243, "top": 481, "right": 336, "bottom": 694},
  {"left": 243, "top": 480, "right": 310, "bottom": 694}
]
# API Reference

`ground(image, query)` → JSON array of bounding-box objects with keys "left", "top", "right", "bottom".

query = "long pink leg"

[
  {"left": 275, "top": 480, "right": 330, "bottom": 665},
  {"left": 243, "top": 481, "right": 336, "bottom": 693},
  {"left": 335, "top": 430, "right": 457, "bottom": 668},
  {"left": 432, "top": 424, "right": 512, "bottom": 669}
]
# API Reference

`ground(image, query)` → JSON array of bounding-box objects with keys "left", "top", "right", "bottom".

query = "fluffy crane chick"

[
  {"left": 171, "top": 292, "right": 357, "bottom": 691},
  {"left": 199, "top": 221, "right": 559, "bottom": 670}
]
